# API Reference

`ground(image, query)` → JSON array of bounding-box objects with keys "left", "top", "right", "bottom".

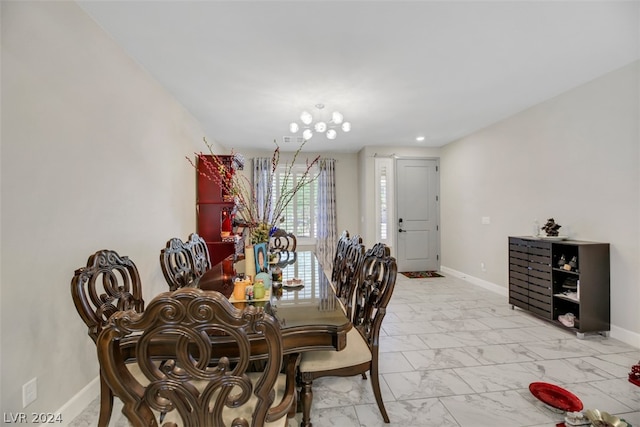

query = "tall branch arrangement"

[{"left": 187, "top": 138, "right": 320, "bottom": 243}]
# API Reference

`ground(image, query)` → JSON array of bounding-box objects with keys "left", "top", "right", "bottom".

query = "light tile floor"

[{"left": 69, "top": 273, "right": 640, "bottom": 427}]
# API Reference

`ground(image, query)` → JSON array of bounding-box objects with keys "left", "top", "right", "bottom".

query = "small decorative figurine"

[
  {"left": 557, "top": 254, "right": 566, "bottom": 268},
  {"left": 541, "top": 218, "right": 562, "bottom": 236}
]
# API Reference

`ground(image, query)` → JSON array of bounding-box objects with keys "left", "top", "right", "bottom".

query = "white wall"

[
  {"left": 1, "top": 1, "right": 224, "bottom": 416},
  {"left": 440, "top": 61, "right": 640, "bottom": 346}
]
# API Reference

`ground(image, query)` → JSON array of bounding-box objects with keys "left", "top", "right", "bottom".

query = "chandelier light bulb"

[
  {"left": 341, "top": 122, "right": 351, "bottom": 132},
  {"left": 302, "top": 129, "right": 313, "bottom": 140},
  {"left": 331, "top": 111, "right": 344, "bottom": 124},
  {"left": 289, "top": 122, "right": 299, "bottom": 133},
  {"left": 326, "top": 129, "right": 337, "bottom": 140},
  {"left": 300, "top": 111, "right": 313, "bottom": 125},
  {"left": 314, "top": 121, "right": 327, "bottom": 133}
]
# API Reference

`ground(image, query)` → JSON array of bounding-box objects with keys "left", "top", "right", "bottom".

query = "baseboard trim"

[
  {"left": 440, "top": 265, "right": 639, "bottom": 349},
  {"left": 52, "top": 375, "right": 99, "bottom": 426},
  {"left": 610, "top": 324, "right": 640, "bottom": 349},
  {"left": 440, "top": 266, "right": 507, "bottom": 297}
]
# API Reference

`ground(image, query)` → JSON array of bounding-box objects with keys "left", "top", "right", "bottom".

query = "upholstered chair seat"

[{"left": 298, "top": 327, "right": 371, "bottom": 372}]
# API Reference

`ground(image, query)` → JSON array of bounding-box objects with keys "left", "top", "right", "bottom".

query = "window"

[
  {"left": 374, "top": 157, "right": 394, "bottom": 246},
  {"left": 272, "top": 164, "right": 318, "bottom": 240}
]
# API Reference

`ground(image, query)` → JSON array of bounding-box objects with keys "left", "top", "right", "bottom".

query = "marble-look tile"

[
  {"left": 556, "top": 382, "right": 634, "bottom": 413},
  {"left": 517, "top": 325, "right": 576, "bottom": 341},
  {"left": 378, "top": 351, "right": 415, "bottom": 374},
  {"left": 429, "top": 319, "right": 493, "bottom": 333},
  {"left": 403, "top": 348, "right": 482, "bottom": 370},
  {"left": 594, "top": 351, "right": 640, "bottom": 368},
  {"left": 471, "top": 328, "right": 544, "bottom": 345},
  {"left": 520, "top": 339, "right": 599, "bottom": 360},
  {"left": 379, "top": 334, "right": 430, "bottom": 353},
  {"left": 310, "top": 375, "right": 395, "bottom": 409},
  {"left": 478, "top": 305, "right": 526, "bottom": 317},
  {"left": 575, "top": 336, "right": 638, "bottom": 355},
  {"left": 381, "top": 320, "right": 441, "bottom": 335},
  {"left": 463, "top": 343, "right": 537, "bottom": 365},
  {"left": 356, "top": 398, "right": 460, "bottom": 427},
  {"left": 389, "top": 309, "right": 453, "bottom": 322},
  {"left": 384, "top": 369, "right": 475, "bottom": 400},
  {"left": 580, "top": 356, "right": 635, "bottom": 377},
  {"left": 522, "top": 358, "right": 614, "bottom": 384},
  {"left": 293, "top": 405, "right": 361, "bottom": 427},
  {"left": 440, "top": 390, "right": 557, "bottom": 427},
  {"left": 418, "top": 331, "right": 487, "bottom": 349},
  {"left": 443, "top": 308, "right": 497, "bottom": 320},
  {"left": 405, "top": 301, "right": 457, "bottom": 312},
  {"left": 476, "top": 315, "right": 541, "bottom": 329},
  {"left": 587, "top": 378, "right": 640, "bottom": 409},
  {"left": 454, "top": 363, "right": 542, "bottom": 393}
]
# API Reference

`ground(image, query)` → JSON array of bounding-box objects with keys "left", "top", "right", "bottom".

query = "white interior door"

[{"left": 396, "top": 158, "right": 439, "bottom": 272}]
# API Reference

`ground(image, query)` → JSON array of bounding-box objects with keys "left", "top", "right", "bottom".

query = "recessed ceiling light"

[{"left": 416, "top": 136, "right": 425, "bottom": 141}]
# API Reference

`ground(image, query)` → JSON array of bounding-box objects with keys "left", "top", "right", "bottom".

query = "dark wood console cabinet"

[{"left": 508, "top": 236, "right": 610, "bottom": 336}]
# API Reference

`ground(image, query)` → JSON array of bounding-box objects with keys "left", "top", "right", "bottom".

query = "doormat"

[{"left": 401, "top": 271, "right": 443, "bottom": 278}]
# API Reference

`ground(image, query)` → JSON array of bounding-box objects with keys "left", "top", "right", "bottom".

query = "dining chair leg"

[
  {"left": 370, "top": 366, "right": 390, "bottom": 423},
  {"left": 98, "top": 372, "right": 113, "bottom": 427},
  {"left": 299, "top": 374, "right": 314, "bottom": 427}
]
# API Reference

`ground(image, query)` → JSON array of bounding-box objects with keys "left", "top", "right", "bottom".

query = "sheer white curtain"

[
  {"left": 315, "top": 159, "right": 338, "bottom": 271},
  {"left": 253, "top": 157, "right": 272, "bottom": 224}
]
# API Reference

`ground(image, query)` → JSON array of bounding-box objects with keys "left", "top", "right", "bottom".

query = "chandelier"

[{"left": 289, "top": 104, "right": 351, "bottom": 140}]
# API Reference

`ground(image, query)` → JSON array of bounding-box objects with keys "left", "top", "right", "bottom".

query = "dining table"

[{"left": 195, "top": 250, "right": 352, "bottom": 354}]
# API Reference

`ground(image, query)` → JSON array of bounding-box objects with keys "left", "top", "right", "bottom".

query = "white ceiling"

[{"left": 78, "top": 1, "right": 639, "bottom": 153}]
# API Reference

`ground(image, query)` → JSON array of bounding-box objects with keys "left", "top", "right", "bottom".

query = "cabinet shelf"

[
  {"left": 509, "top": 237, "right": 609, "bottom": 337},
  {"left": 553, "top": 293, "right": 579, "bottom": 304},
  {"left": 552, "top": 267, "right": 580, "bottom": 275}
]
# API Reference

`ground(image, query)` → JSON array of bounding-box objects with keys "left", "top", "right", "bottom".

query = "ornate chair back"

[
  {"left": 334, "top": 235, "right": 365, "bottom": 319},
  {"left": 71, "top": 249, "right": 145, "bottom": 343},
  {"left": 160, "top": 237, "right": 195, "bottom": 291},
  {"left": 269, "top": 229, "right": 297, "bottom": 252},
  {"left": 160, "top": 233, "right": 212, "bottom": 291},
  {"left": 185, "top": 232, "right": 211, "bottom": 278},
  {"left": 352, "top": 243, "right": 397, "bottom": 354},
  {"left": 97, "top": 288, "right": 295, "bottom": 427},
  {"left": 331, "top": 230, "right": 350, "bottom": 283}
]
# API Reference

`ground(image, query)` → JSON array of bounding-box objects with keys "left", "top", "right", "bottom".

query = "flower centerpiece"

[{"left": 188, "top": 137, "right": 320, "bottom": 246}]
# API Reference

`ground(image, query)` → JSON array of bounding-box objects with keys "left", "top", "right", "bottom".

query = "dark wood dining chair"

[
  {"left": 270, "top": 228, "right": 297, "bottom": 252},
  {"left": 334, "top": 234, "right": 365, "bottom": 320},
  {"left": 160, "top": 233, "right": 212, "bottom": 291},
  {"left": 97, "top": 287, "right": 299, "bottom": 427},
  {"left": 70, "top": 249, "right": 145, "bottom": 427},
  {"left": 330, "top": 230, "right": 351, "bottom": 284},
  {"left": 298, "top": 243, "right": 398, "bottom": 426}
]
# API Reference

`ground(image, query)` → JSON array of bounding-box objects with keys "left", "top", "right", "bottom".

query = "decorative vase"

[
  {"left": 255, "top": 271, "right": 271, "bottom": 290},
  {"left": 244, "top": 243, "right": 256, "bottom": 280}
]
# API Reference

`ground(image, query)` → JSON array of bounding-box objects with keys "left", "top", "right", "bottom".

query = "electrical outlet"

[
  {"left": 481, "top": 216, "right": 491, "bottom": 225},
  {"left": 22, "top": 377, "right": 37, "bottom": 408},
  {"left": 481, "top": 262, "right": 486, "bottom": 271}
]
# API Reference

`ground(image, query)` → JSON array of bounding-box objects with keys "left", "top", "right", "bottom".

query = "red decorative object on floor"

[
  {"left": 529, "top": 382, "right": 583, "bottom": 412},
  {"left": 629, "top": 362, "right": 640, "bottom": 387}
]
